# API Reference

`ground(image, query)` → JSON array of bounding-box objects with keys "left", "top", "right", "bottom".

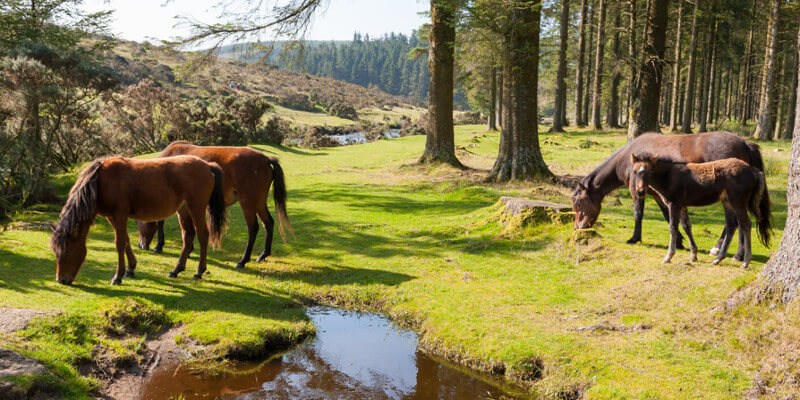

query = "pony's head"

[
  {"left": 51, "top": 160, "right": 102, "bottom": 285},
  {"left": 136, "top": 221, "right": 157, "bottom": 250},
  {"left": 629, "top": 153, "right": 657, "bottom": 200},
  {"left": 571, "top": 180, "right": 601, "bottom": 229}
]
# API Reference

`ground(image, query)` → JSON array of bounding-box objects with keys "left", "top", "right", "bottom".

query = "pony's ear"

[
  {"left": 48, "top": 223, "right": 56, "bottom": 232},
  {"left": 577, "top": 181, "right": 587, "bottom": 191},
  {"left": 630, "top": 153, "right": 638, "bottom": 164}
]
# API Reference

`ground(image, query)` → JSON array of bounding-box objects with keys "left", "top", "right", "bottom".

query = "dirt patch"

[
  {"left": 93, "top": 326, "right": 195, "bottom": 400},
  {"left": 0, "top": 348, "right": 48, "bottom": 378},
  {"left": 0, "top": 308, "right": 61, "bottom": 336},
  {"left": 568, "top": 323, "right": 652, "bottom": 334}
]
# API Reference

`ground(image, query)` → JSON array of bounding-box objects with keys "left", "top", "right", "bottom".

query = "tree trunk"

[
  {"left": 551, "top": 0, "right": 570, "bottom": 132},
  {"left": 626, "top": 0, "right": 637, "bottom": 125},
  {"left": 754, "top": 0, "right": 780, "bottom": 141},
  {"left": 584, "top": 1, "right": 595, "bottom": 125},
  {"left": 496, "top": 68, "right": 503, "bottom": 128},
  {"left": 420, "top": 0, "right": 462, "bottom": 166},
  {"left": 668, "top": 0, "right": 683, "bottom": 131},
  {"left": 680, "top": 0, "right": 699, "bottom": 133},
  {"left": 740, "top": 1, "right": 756, "bottom": 124},
  {"left": 607, "top": 11, "right": 622, "bottom": 129},
  {"left": 783, "top": 51, "right": 798, "bottom": 139},
  {"left": 700, "top": 22, "right": 716, "bottom": 133},
  {"left": 758, "top": 23, "right": 800, "bottom": 302},
  {"left": 589, "top": 0, "right": 607, "bottom": 130},
  {"left": 488, "top": 66, "right": 498, "bottom": 131},
  {"left": 627, "top": 0, "right": 670, "bottom": 140},
  {"left": 575, "top": 0, "right": 589, "bottom": 127},
  {"left": 489, "top": 1, "right": 552, "bottom": 182}
]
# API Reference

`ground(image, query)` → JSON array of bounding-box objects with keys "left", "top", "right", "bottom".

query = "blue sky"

[{"left": 81, "top": 0, "right": 428, "bottom": 43}]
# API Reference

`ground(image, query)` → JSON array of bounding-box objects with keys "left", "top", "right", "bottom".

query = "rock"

[
  {"left": 498, "top": 197, "right": 573, "bottom": 224},
  {"left": 0, "top": 348, "right": 48, "bottom": 378},
  {"left": 0, "top": 308, "right": 61, "bottom": 335},
  {"left": 569, "top": 229, "right": 600, "bottom": 245}
]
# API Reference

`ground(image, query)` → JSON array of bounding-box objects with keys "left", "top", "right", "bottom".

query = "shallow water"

[
  {"left": 329, "top": 128, "right": 402, "bottom": 145},
  {"left": 139, "top": 307, "right": 517, "bottom": 400}
]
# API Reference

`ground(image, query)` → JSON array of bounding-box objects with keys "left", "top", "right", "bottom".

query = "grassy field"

[{"left": 0, "top": 125, "right": 793, "bottom": 399}]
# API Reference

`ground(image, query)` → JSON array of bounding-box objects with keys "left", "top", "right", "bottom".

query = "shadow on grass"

[{"left": 250, "top": 143, "right": 327, "bottom": 157}]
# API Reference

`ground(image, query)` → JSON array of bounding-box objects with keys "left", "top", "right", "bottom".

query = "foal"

[{"left": 629, "top": 154, "right": 772, "bottom": 268}]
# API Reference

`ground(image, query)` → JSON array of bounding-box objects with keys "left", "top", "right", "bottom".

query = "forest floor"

[{"left": 0, "top": 125, "right": 794, "bottom": 399}]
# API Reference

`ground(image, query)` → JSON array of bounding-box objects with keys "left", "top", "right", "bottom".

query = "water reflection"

[{"left": 140, "top": 307, "right": 517, "bottom": 400}]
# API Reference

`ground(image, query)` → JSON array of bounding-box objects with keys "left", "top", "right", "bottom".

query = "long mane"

[
  {"left": 50, "top": 159, "right": 104, "bottom": 254},
  {"left": 579, "top": 143, "right": 629, "bottom": 190}
]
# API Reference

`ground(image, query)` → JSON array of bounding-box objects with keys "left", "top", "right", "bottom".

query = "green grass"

[{"left": 0, "top": 125, "right": 792, "bottom": 399}]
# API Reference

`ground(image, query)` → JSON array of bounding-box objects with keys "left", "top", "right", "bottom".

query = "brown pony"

[
  {"left": 136, "top": 141, "right": 292, "bottom": 269},
  {"left": 51, "top": 155, "right": 227, "bottom": 285},
  {"left": 571, "top": 131, "right": 763, "bottom": 258},
  {"left": 629, "top": 154, "right": 772, "bottom": 268}
]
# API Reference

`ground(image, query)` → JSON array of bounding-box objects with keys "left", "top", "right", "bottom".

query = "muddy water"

[{"left": 140, "top": 307, "right": 519, "bottom": 400}]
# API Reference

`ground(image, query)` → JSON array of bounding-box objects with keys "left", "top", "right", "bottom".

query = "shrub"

[
  {"left": 276, "top": 92, "right": 315, "bottom": 111},
  {"left": 99, "top": 298, "right": 170, "bottom": 335},
  {"left": 328, "top": 102, "right": 359, "bottom": 120},
  {"left": 454, "top": 111, "right": 485, "bottom": 125},
  {"left": 253, "top": 116, "right": 294, "bottom": 144},
  {"left": 301, "top": 126, "right": 338, "bottom": 148}
]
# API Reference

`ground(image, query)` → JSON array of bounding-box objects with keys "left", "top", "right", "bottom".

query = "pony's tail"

[
  {"left": 268, "top": 157, "right": 294, "bottom": 241},
  {"left": 206, "top": 163, "right": 227, "bottom": 247},
  {"left": 749, "top": 170, "right": 773, "bottom": 247},
  {"left": 745, "top": 141, "right": 764, "bottom": 171}
]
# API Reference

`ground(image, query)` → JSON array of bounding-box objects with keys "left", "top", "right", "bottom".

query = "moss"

[
  {"left": 98, "top": 297, "right": 171, "bottom": 335},
  {"left": 568, "top": 229, "right": 600, "bottom": 245}
]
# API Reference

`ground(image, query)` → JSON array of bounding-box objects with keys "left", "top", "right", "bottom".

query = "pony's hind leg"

[
  {"left": 710, "top": 209, "right": 737, "bottom": 257},
  {"left": 735, "top": 208, "right": 753, "bottom": 268},
  {"left": 108, "top": 216, "right": 130, "bottom": 285},
  {"left": 169, "top": 210, "right": 195, "bottom": 278},
  {"left": 255, "top": 206, "right": 274, "bottom": 262},
  {"left": 124, "top": 241, "right": 137, "bottom": 278},
  {"left": 712, "top": 205, "right": 737, "bottom": 265},
  {"left": 188, "top": 206, "right": 210, "bottom": 280},
  {"left": 235, "top": 203, "right": 259, "bottom": 269},
  {"left": 679, "top": 209, "right": 698, "bottom": 262},
  {"left": 153, "top": 220, "right": 165, "bottom": 254}
]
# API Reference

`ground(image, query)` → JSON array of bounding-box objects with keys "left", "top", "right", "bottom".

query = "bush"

[
  {"left": 253, "top": 116, "right": 294, "bottom": 144},
  {"left": 99, "top": 298, "right": 170, "bottom": 335},
  {"left": 454, "top": 111, "right": 485, "bottom": 125},
  {"left": 301, "top": 126, "right": 338, "bottom": 148},
  {"left": 328, "top": 102, "right": 359, "bottom": 120},
  {"left": 276, "top": 92, "right": 315, "bottom": 111}
]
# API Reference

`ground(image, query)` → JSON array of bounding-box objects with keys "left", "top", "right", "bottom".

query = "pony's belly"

[{"left": 128, "top": 198, "right": 185, "bottom": 221}]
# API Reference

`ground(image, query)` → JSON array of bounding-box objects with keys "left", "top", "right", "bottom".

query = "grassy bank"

[{"left": 0, "top": 126, "right": 792, "bottom": 399}]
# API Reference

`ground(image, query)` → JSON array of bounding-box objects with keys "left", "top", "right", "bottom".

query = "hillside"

[{"left": 106, "top": 40, "right": 423, "bottom": 128}]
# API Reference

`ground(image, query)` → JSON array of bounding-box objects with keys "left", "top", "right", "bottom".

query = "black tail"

[
  {"left": 268, "top": 157, "right": 294, "bottom": 241},
  {"left": 745, "top": 141, "right": 764, "bottom": 171},
  {"left": 749, "top": 170, "right": 772, "bottom": 247},
  {"left": 207, "top": 163, "right": 227, "bottom": 246}
]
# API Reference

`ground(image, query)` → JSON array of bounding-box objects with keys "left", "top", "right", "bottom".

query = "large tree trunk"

[
  {"left": 589, "top": 0, "right": 607, "bottom": 130},
  {"left": 627, "top": 0, "right": 670, "bottom": 140},
  {"left": 496, "top": 68, "right": 503, "bottom": 128},
  {"left": 420, "top": 0, "right": 462, "bottom": 167},
  {"left": 551, "top": 0, "right": 570, "bottom": 132},
  {"left": 679, "top": 0, "right": 699, "bottom": 133},
  {"left": 668, "top": 0, "right": 684, "bottom": 131},
  {"left": 754, "top": 0, "right": 780, "bottom": 141},
  {"left": 607, "top": 11, "right": 622, "bottom": 129},
  {"left": 759, "top": 23, "right": 800, "bottom": 302},
  {"left": 626, "top": 0, "right": 637, "bottom": 126},
  {"left": 575, "top": 0, "right": 589, "bottom": 127},
  {"left": 489, "top": 1, "right": 552, "bottom": 182},
  {"left": 699, "top": 21, "right": 716, "bottom": 133},
  {"left": 488, "top": 67, "right": 498, "bottom": 131}
]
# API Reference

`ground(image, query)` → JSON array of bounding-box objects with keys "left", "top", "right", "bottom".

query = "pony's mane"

[
  {"left": 50, "top": 159, "right": 105, "bottom": 253},
  {"left": 579, "top": 144, "right": 629, "bottom": 189}
]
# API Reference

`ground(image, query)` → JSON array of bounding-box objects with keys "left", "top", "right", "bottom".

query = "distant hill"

[{"left": 213, "top": 33, "right": 430, "bottom": 102}]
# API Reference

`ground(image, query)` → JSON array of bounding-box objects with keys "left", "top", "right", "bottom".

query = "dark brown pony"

[
  {"left": 629, "top": 154, "right": 771, "bottom": 268},
  {"left": 137, "top": 141, "right": 292, "bottom": 269},
  {"left": 571, "top": 131, "right": 763, "bottom": 257},
  {"left": 51, "top": 155, "right": 227, "bottom": 285}
]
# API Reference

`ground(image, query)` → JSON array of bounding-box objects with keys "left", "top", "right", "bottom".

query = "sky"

[{"left": 80, "top": 0, "right": 428, "bottom": 44}]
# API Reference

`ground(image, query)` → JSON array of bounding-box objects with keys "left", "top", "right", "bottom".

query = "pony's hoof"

[
  {"left": 709, "top": 247, "right": 720, "bottom": 256},
  {"left": 626, "top": 238, "right": 641, "bottom": 245},
  {"left": 192, "top": 274, "right": 203, "bottom": 280},
  {"left": 711, "top": 259, "right": 722, "bottom": 265},
  {"left": 138, "top": 243, "right": 148, "bottom": 250},
  {"left": 152, "top": 248, "right": 163, "bottom": 254},
  {"left": 690, "top": 254, "right": 698, "bottom": 262},
  {"left": 168, "top": 271, "right": 179, "bottom": 278},
  {"left": 256, "top": 253, "right": 270, "bottom": 262},
  {"left": 124, "top": 270, "right": 136, "bottom": 278},
  {"left": 661, "top": 258, "right": 671, "bottom": 265},
  {"left": 110, "top": 278, "right": 122, "bottom": 285},
  {"left": 235, "top": 263, "right": 246, "bottom": 269},
  {"left": 740, "top": 262, "right": 750, "bottom": 269},
  {"left": 733, "top": 254, "right": 744, "bottom": 262}
]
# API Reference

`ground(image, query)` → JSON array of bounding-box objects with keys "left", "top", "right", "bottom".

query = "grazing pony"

[
  {"left": 629, "top": 154, "right": 771, "bottom": 268},
  {"left": 571, "top": 131, "right": 763, "bottom": 257},
  {"left": 51, "top": 156, "right": 226, "bottom": 285},
  {"left": 136, "top": 141, "right": 292, "bottom": 269}
]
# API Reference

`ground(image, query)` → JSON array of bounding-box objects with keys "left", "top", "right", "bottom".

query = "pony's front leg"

[
  {"left": 710, "top": 209, "right": 737, "bottom": 257},
  {"left": 169, "top": 210, "right": 195, "bottom": 278},
  {"left": 654, "top": 194, "right": 685, "bottom": 250},
  {"left": 662, "top": 205, "right": 681, "bottom": 264},
  {"left": 626, "top": 196, "right": 645, "bottom": 244},
  {"left": 109, "top": 216, "right": 129, "bottom": 285},
  {"left": 153, "top": 220, "right": 165, "bottom": 254},
  {"left": 679, "top": 209, "right": 698, "bottom": 262},
  {"left": 712, "top": 205, "right": 736, "bottom": 265},
  {"left": 735, "top": 209, "right": 753, "bottom": 269},
  {"left": 188, "top": 207, "right": 210, "bottom": 280}
]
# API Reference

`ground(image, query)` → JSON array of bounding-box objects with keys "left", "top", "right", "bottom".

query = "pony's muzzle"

[{"left": 57, "top": 277, "right": 73, "bottom": 285}]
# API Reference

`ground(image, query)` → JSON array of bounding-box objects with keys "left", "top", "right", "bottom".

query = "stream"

[{"left": 139, "top": 307, "right": 519, "bottom": 399}]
